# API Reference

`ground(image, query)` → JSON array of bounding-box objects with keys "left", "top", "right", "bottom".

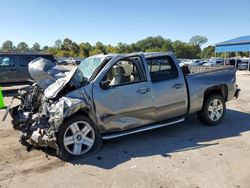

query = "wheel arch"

[
  {"left": 203, "top": 84, "right": 228, "bottom": 103},
  {"left": 63, "top": 108, "right": 92, "bottom": 123}
]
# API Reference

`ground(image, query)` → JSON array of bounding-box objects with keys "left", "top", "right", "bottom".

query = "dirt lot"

[{"left": 0, "top": 72, "right": 250, "bottom": 188}]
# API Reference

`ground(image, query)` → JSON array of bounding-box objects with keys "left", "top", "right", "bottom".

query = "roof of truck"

[
  {"left": 91, "top": 51, "right": 174, "bottom": 59},
  {"left": 143, "top": 51, "right": 174, "bottom": 58}
]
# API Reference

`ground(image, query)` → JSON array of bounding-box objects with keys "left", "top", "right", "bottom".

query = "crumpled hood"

[
  {"left": 28, "top": 57, "right": 69, "bottom": 89},
  {"left": 44, "top": 67, "right": 77, "bottom": 99}
]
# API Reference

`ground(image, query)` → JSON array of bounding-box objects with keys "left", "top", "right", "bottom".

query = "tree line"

[{"left": 0, "top": 35, "right": 220, "bottom": 59}]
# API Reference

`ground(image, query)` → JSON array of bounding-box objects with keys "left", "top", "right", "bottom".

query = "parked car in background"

[
  {"left": 65, "top": 57, "right": 82, "bottom": 65},
  {"left": 200, "top": 60, "right": 208, "bottom": 65},
  {"left": 0, "top": 52, "right": 56, "bottom": 84},
  {"left": 0, "top": 52, "right": 69, "bottom": 85},
  {"left": 203, "top": 60, "right": 216, "bottom": 66},
  {"left": 179, "top": 59, "right": 201, "bottom": 67},
  {"left": 225, "top": 58, "right": 242, "bottom": 68},
  {"left": 74, "top": 57, "right": 83, "bottom": 65},
  {"left": 238, "top": 59, "right": 250, "bottom": 70},
  {"left": 189, "top": 59, "right": 203, "bottom": 66},
  {"left": 203, "top": 59, "right": 223, "bottom": 66},
  {"left": 216, "top": 59, "right": 223, "bottom": 65},
  {"left": 179, "top": 59, "right": 203, "bottom": 67},
  {"left": 55, "top": 57, "right": 67, "bottom": 65}
]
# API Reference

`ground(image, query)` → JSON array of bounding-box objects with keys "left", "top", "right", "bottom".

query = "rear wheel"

[
  {"left": 198, "top": 94, "right": 225, "bottom": 126},
  {"left": 57, "top": 115, "right": 102, "bottom": 160}
]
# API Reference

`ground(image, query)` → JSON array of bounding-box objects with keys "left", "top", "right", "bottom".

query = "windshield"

[
  {"left": 78, "top": 57, "right": 103, "bottom": 79},
  {"left": 72, "top": 56, "right": 103, "bottom": 86}
]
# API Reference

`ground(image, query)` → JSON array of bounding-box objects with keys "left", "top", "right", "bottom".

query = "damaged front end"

[
  {"left": 3, "top": 58, "right": 91, "bottom": 153},
  {"left": 5, "top": 82, "right": 60, "bottom": 151}
]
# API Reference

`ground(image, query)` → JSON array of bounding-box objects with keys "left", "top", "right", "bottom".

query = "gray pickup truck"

[{"left": 3, "top": 52, "right": 240, "bottom": 160}]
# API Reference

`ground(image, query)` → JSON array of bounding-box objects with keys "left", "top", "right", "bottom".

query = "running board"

[{"left": 102, "top": 117, "right": 185, "bottom": 140}]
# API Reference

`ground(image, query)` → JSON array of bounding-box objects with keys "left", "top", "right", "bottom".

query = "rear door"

[
  {"left": 93, "top": 54, "right": 155, "bottom": 132},
  {"left": 146, "top": 56, "right": 188, "bottom": 121},
  {"left": 0, "top": 55, "right": 19, "bottom": 83}
]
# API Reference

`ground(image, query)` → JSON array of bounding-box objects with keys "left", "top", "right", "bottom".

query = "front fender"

[{"left": 47, "top": 89, "right": 90, "bottom": 129}]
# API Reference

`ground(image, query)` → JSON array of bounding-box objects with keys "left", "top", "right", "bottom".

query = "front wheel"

[
  {"left": 57, "top": 115, "right": 102, "bottom": 160},
  {"left": 198, "top": 94, "right": 226, "bottom": 126}
]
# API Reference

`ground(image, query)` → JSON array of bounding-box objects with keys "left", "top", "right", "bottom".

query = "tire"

[
  {"left": 198, "top": 94, "right": 226, "bottom": 126},
  {"left": 57, "top": 115, "right": 102, "bottom": 160}
]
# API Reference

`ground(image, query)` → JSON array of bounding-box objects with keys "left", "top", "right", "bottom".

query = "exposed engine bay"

[{"left": 9, "top": 84, "right": 58, "bottom": 150}]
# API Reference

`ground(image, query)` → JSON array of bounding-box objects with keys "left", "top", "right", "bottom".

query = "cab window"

[
  {"left": 20, "top": 56, "right": 34, "bottom": 66},
  {"left": 101, "top": 57, "right": 144, "bottom": 89},
  {"left": 147, "top": 56, "right": 178, "bottom": 82},
  {"left": 0, "top": 56, "right": 14, "bottom": 67}
]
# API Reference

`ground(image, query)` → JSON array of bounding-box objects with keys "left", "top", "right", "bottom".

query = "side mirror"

[{"left": 100, "top": 80, "right": 111, "bottom": 90}]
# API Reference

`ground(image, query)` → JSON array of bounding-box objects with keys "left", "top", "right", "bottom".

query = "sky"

[{"left": 1, "top": 0, "right": 250, "bottom": 48}]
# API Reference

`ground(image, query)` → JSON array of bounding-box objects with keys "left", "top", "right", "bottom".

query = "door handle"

[
  {"left": 173, "top": 83, "right": 183, "bottom": 89},
  {"left": 137, "top": 88, "right": 151, "bottom": 94}
]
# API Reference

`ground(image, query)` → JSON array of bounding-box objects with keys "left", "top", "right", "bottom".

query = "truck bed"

[{"left": 184, "top": 66, "right": 237, "bottom": 114}]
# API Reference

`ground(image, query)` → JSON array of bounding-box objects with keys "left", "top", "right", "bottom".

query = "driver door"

[{"left": 93, "top": 54, "right": 155, "bottom": 132}]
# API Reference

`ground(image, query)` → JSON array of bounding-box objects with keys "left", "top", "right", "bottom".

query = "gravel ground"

[{"left": 0, "top": 72, "right": 250, "bottom": 188}]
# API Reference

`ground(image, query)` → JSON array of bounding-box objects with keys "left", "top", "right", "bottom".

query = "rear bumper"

[{"left": 234, "top": 85, "right": 240, "bottom": 99}]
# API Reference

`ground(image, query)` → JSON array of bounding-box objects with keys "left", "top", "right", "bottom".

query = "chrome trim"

[{"left": 102, "top": 117, "right": 185, "bottom": 139}]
